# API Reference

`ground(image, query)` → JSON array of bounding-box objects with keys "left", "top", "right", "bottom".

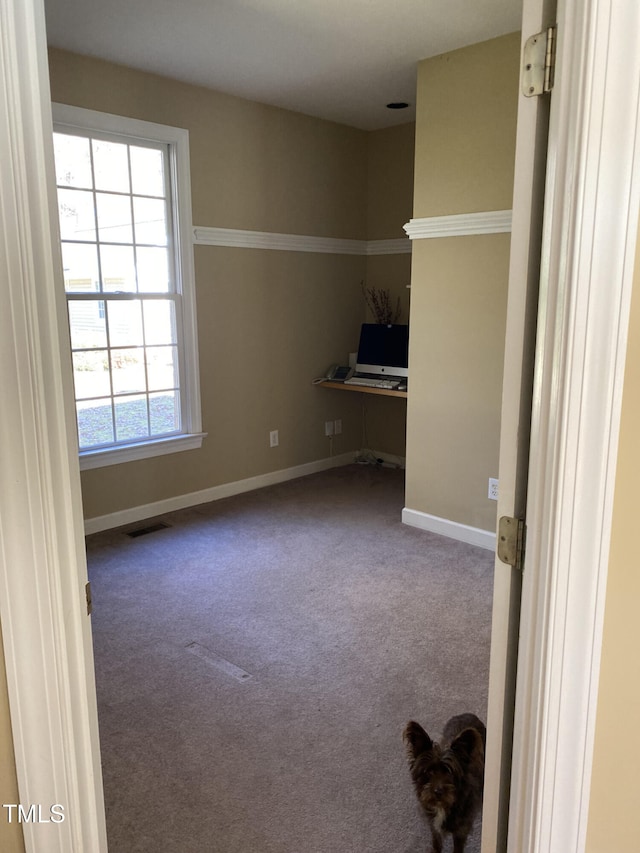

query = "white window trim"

[{"left": 52, "top": 103, "right": 205, "bottom": 469}]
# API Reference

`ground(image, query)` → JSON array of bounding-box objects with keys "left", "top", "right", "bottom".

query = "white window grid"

[{"left": 52, "top": 104, "right": 203, "bottom": 469}]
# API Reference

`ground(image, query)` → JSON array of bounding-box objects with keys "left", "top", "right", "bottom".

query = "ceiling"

[{"left": 44, "top": 0, "right": 522, "bottom": 131}]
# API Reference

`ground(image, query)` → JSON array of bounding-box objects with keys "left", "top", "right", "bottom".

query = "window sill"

[{"left": 79, "top": 432, "right": 207, "bottom": 471}]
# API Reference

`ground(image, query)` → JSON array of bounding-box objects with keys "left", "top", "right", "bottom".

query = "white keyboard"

[{"left": 344, "top": 377, "right": 400, "bottom": 390}]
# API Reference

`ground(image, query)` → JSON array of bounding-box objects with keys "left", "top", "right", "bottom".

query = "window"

[{"left": 52, "top": 105, "right": 203, "bottom": 469}]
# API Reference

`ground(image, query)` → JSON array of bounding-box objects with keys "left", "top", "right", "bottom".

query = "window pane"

[
  {"left": 111, "top": 349, "right": 146, "bottom": 395},
  {"left": 57, "top": 188, "right": 96, "bottom": 242},
  {"left": 133, "top": 197, "right": 167, "bottom": 245},
  {"left": 61, "top": 243, "right": 100, "bottom": 292},
  {"left": 137, "top": 247, "right": 170, "bottom": 292},
  {"left": 53, "top": 110, "right": 199, "bottom": 458},
  {"left": 68, "top": 301, "right": 107, "bottom": 350},
  {"left": 143, "top": 300, "right": 176, "bottom": 345},
  {"left": 147, "top": 346, "right": 179, "bottom": 391},
  {"left": 96, "top": 192, "right": 133, "bottom": 244},
  {"left": 115, "top": 395, "right": 149, "bottom": 441},
  {"left": 130, "top": 145, "right": 165, "bottom": 197},
  {"left": 150, "top": 391, "right": 180, "bottom": 434},
  {"left": 92, "top": 139, "right": 130, "bottom": 193},
  {"left": 53, "top": 133, "right": 92, "bottom": 189},
  {"left": 73, "top": 351, "right": 111, "bottom": 399},
  {"left": 100, "top": 245, "right": 136, "bottom": 292},
  {"left": 107, "top": 300, "right": 143, "bottom": 347},
  {"left": 77, "top": 399, "right": 114, "bottom": 448}
]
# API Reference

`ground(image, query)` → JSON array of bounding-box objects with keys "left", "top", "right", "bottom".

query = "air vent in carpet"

[
  {"left": 125, "top": 522, "right": 171, "bottom": 538},
  {"left": 185, "top": 642, "right": 253, "bottom": 682}
]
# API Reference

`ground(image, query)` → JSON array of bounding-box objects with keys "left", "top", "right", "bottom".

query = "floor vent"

[
  {"left": 185, "top": 642, "right": 253, "bottom": 683},
  {"left": 125, "top": 522, "right": 171, "bottom": 538}
]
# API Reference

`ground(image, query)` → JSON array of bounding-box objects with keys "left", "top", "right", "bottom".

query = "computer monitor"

[{"left": 355, "top": 323, "right": 409, "bottom": 378}]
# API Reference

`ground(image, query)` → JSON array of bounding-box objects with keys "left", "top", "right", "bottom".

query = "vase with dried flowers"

[{"left": 361, "top": 282, "right": 402, "bottom": 325}]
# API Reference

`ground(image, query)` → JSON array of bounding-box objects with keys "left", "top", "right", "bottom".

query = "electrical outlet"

[
  {"left": 324, "top": 421, "right": 334, "bottom": 437},
  {"left": 270, "top": 429, "right": 279, "bottom": 447},
  {"left": 488, "top": 477, "right": 499, "bottom": 501},
  {"left": 334, "top": 419, "right": 342, "bottom": 435}
]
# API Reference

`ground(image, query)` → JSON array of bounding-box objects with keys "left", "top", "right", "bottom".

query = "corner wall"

[
  {"left": 363, "top": 122, "right": 415, "bottom": 458},
  {"left": 405, "top": 33, "right": 520, "bottom": 534}
]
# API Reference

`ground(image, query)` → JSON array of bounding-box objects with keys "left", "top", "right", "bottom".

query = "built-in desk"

[{"left": 320, "top": 380, "right": 407, "bottom": 400}]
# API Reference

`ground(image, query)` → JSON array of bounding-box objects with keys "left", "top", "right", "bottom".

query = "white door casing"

[
  {"left": 0, "top": 0, "right": 108, "bottom": 850},
  {"left": 505, "top": 1, "right": 640, "bottom": 851}
]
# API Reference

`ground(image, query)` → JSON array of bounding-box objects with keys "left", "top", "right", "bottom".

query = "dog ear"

[
  {"left": 403, "top": 721, "right": 433, "bottom": 759},
  {"left": 450, "top": 727, "right": 484, "bottom": 765}
]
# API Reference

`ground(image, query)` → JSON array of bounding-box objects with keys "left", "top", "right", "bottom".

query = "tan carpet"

[{"left": 86, "top": 464, "right": 494, "bottom": 852}]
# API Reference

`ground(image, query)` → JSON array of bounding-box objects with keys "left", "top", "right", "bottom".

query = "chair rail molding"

[
  {"left": 404, "top": 209, "right": 513, "bottom": 240},
  {"left": 193, "top": 225, "right": 411, "bottom": 255}
]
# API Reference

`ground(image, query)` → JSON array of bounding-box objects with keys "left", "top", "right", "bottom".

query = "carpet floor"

[{"left": 86, "top": 464, "right": 494, "bottom": 852}]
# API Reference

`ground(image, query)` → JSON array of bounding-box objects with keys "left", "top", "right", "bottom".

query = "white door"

[{"left": 482, "top": 1, "right": 557, "bottom": 849}]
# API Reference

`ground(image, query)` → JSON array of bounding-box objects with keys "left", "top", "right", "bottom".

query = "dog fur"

[{"left": 403, "top": 713, "right": 486, "bottom": 853}]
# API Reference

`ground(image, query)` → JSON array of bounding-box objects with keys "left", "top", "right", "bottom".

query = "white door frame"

[
  {"left": 0, "top": 1, "right": 638, "bottom": 852},
  {"left": 506, "top": 0, "right": 640, "bottom": 851},
  {"left": 482, "top": 0, "right": 556, "bottom": 848},
  {"left": 0, "top": 0, "right": 107, "bottom": 851}
]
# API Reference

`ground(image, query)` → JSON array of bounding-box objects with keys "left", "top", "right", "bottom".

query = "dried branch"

[{"left": 361, "top": 282, "right": 402, "bottom": 324}]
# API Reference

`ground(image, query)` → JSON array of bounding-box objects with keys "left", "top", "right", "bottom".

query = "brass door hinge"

[
  {"left": 497, "top": 516, "right": 526, "bottom": 571},
  {"left": 85, "top": 582, "right": 93, "bottom": 615},
  {"left": 522, "top": 25, "right": 557, "bottom": 97}
]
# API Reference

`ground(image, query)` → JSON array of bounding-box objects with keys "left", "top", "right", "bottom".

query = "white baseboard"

[
  {"left": 402, "top": 507, "right": 496, "bottom": 551},
  {"left": 84, "top": 452, "right": 356, "bottom": 534}
]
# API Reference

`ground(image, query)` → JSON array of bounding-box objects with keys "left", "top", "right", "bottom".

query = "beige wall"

[
  {"left": 48, "top": 51, "right": 366, "bottom": 240},
  {"left": 405, "top": 33, "right": 520, "bottom": 531},
  {"left": 0, "top": 627, "right": 25, "bottom": 853},
  {"left": 412, "top": 34, "right": 520, "bottom": 219},
  {"left": 366, "top": 122, "right": 415, "bottom": 242},
  {"left": 363, "top": 122, "right": 415, "bottom": 457},
  {"left": 586, "top": 215, "right": 640, "bottom": 851}
]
